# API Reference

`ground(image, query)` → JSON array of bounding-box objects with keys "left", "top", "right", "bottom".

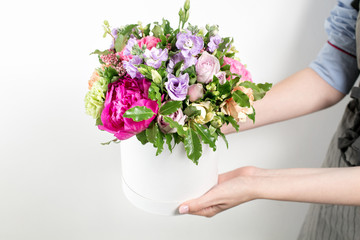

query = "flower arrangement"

[{"left": 85, "top": 0, "right": 271, "bottom": 164}]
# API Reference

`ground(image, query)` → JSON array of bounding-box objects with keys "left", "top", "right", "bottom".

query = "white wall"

[{"left": 1, "top": 0, "right": 348, "bottom": 239}]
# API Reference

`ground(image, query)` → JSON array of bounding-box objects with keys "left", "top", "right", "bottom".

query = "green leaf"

[
  {"left": 162, "top": 18, "right": 173, "bottom": 35},
  {"left": 160, "top": 101, "right": 182, "bottom": 115},
  {"left": 216, "top": 129, "right": 229, "bottom": 149},
  {"left": 232, "top": 90, "right": 250, "bottom": 107},
  {"left": 163, "top": 116, "right": 186, "bottom": 136},
  {"left": 184, "top": 128, "right": 202, "bottom": 165},
  {"left": 123, "top": 106, "right": 155, "bottom": 122},
  {"left": 184, "top": 106, "right": 201, "bottom": 118},
  {"left": 114, "top": 34, "right": 127, "bottom": 52},
  {"left": 192, "top": 123, "right": 217, "bottom": 151},
  {"left": 121, "top": 24, "right": 138, "bottom": 36},
  {"left": 218, "top": 80, "right": 231, "bottom": 97},
  {"left": 144, "top": 23, "right": 151, "bottom": 36},
  {"left": 155, "top": 129, "right": 164, "bottom": 156},
  {"left": 230, "top": 77, "right": 241, "bottom": 88},
  {"left": 224, "top": 115, "right": 239, "bottom": 132},
  {"left": 136, "top": 131, "right": 148, "bottom": 145},
  {"left": 90, "top": 49, "right": 111, "bottom": 56},
  {"left": 148, "top": 83, "right": 161, "bottom": 105},
  {"left": 247, "top": 106, "right": 256, "bottom": 123},
  {"left": 152, "top": 25, "right": 163, "bottom": 38},
  {"left": 95, "top": 116, "right": 103, "bottom": 126},
  {"left": 221, "top": 64, "right": 231, "bottom": 71},
  {"left": 101, "top": 138, "right": 121, "bottom": 145},
  {"left": 238, "top": 81, "right": 272, "bottom": 101},
  {"left": 165, "top": 134, "right": 173, "bottom": 152},
  {"left": 146, "top": 121, "right": 158, "bottom": 143}
]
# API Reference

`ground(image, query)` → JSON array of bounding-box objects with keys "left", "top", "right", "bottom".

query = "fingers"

[{"left": 178, "top": 186, "right": 223, "bottom": 217}]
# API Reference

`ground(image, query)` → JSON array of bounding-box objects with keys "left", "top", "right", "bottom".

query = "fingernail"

[{"left": 179, "top": 205, "right": 189, "bottom": 214}]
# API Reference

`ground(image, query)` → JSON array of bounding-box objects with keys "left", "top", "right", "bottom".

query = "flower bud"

[
  {"left": 187, "top": 83, "right": 204, "bottom": 102},
  {"left": 210, "top": 116, "right": 223, "bottom": 128},
  {"left": 151, "top": 69, "right": 162, "bottom": 85},
  {"left": 184, "top": 0, "right": 190, "bottom": 11}
]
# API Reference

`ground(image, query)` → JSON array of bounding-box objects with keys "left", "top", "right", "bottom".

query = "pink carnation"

[
  {"left": 138, "top": 36, "right": 161, "bottom": 50},
  {"left": 223, "top": 57, "right": 252, "bottom": 82},
  {"left": 98, "top": 76, "right": 159, "bottom": 140}
]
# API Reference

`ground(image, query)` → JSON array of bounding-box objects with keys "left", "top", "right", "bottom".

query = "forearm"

[
  {"left": 250, "top": 167, "right": 360, "bottom": 205},
  {"left": 222, "top": 68, "right": 345, "bottom": 134}
]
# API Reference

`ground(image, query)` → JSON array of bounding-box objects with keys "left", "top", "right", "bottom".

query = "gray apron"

[{"left": 297, "top": 1, "right": 360, "bottom": 239}]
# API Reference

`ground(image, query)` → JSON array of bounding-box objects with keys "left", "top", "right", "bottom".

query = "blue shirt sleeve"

[{"left": 309, "top": 0, "right": 360, "bottom": 94}]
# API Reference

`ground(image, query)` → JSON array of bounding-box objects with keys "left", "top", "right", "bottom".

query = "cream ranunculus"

[{"left": 192, "top": 101, "right": 215, "bottom": 124}]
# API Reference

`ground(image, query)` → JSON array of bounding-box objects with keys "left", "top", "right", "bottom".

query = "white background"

[{"left": 0, "top": 0, "right": 351, "bottom": 239}]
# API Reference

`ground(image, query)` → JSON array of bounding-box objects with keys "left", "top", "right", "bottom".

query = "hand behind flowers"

[{"left": 178, "top": 166, "right": 258, "bottom": 217}]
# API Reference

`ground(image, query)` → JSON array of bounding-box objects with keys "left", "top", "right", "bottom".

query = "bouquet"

[{"left": 85, "top": 0, "right": 271, "bottom": 164}]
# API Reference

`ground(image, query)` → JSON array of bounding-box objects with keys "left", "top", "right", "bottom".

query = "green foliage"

[
  {"left": 232, "top": 90, "right": 250, "bottom": 107},
  {"left": 238, "top": 81, "right": 272, "bottom": 101},
  {"left": 101, "top": 138, "right": 121, "bottom": 145},
  {"left": 224, "top": 115, "right": 239, "bottom": 132},
  {"left": 216, "top": 129, "right": 228, "bottom": 149},
  {"left": 192, "top": 123, "right": 216, "bottom": 151},
  {"left": 159, "top": 101, "right": 182, "bottom": 115},
  {"left": 184, "top": 106, "right": 201, "bottom": 118},
  {"left": 163, "top": 116, "right": 186, "bottom": 136},
  {"left": 184, "top": 128, "right": 202, "bottom": 165},
  {"left": 148, "top": 82, "right": 162, "bottom": 105},
  {"left": 136, "top": 131, "right": 148, "bottom": 145},
  {"left": 123, "top": 106, "right": 155, "bottom": 122}
]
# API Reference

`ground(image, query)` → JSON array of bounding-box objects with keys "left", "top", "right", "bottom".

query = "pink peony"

[
  {"left": 195, "top": 52, "right": 220, "bottom": 84},
  {"left": 98, "top": 76, "right": 159, "bottom": 140},
  {"left": 223, "top": 57, "right": 252, "bottom": 82},
  {"left": 138, "top": 36, "right": 161, "bottom": 50}
]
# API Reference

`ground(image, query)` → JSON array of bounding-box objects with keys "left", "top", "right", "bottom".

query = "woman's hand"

[
  {"left": 178, "top": 166, "right": 259, "bottom": 217},
  {"left": 179, "top": 166, "right": 360, "bottom": 217}
]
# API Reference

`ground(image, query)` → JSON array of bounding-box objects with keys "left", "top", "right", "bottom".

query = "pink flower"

[
  {"left": 138, "top": 36, "right": 161, "bottom": 50},
  {"left": 195, "top": 52, "right": 220, "bottom": 84},
  {"left": 98, "top": 76, "right": 159, "bottom": 140},
  {"left": 187, "top": 83, "right": 204, "bottom": 102},
  {"left": 215, "top": 71, "right": 227, "bottom": 85},
  {"left": 157, "top": 103, "right": 186, "bottom": 134},
  {"left": 223, "top": 57, "right": 252, "bottom": 82}
]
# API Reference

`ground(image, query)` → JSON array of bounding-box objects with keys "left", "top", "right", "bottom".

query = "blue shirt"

[{"left": 310, "top": 0, "right": 360, "bottom": 94}]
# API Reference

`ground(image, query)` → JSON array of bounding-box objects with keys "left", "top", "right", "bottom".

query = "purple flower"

[
  {"left": 165, "top": 73, "right": 189, "bottom": 101},
  {"left": 143, "top": 47, "right": 168, "bottom": 69},
  {"left": 123, "top": 37, "right": 138, "bottom": 56},
  {"left": 207, "top": 35, "right": 223, "bottom": 53},
  {"left": 166, "top": 52, "right": 197, "bottom": 74},
  {"left": 176, "top": 31, "right": 204, "bottom": 58},
  {"left": 123, "top": 56, "right": 144, "bottom": 79},
  {"left": 110, "top": 28, "right": 118, "bottom": 49}
]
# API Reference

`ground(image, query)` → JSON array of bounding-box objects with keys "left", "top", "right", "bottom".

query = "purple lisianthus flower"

[
  {"left": 176, "top": 31, "right": 204, "bottom": 58},
  {"left": 207, "top": 35, "right": 223, "bottom": 53},
  {"left": 166, "top": 52, "right": 197, "bottom": 74},
  {"left": 123, "top": 56, "right": 144, "bottom": 79},
  {"left": 110, "top": 28, "right": 118, "bottom": 49},
  {"left": 165, "top": 73, "right": 189, "bottom": 101},
  {"left": 123, "top": 36, "right": 138, "bottom": 56},
  {"left": 143, "top": 47, "right": 168, "bottom": 69}
]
